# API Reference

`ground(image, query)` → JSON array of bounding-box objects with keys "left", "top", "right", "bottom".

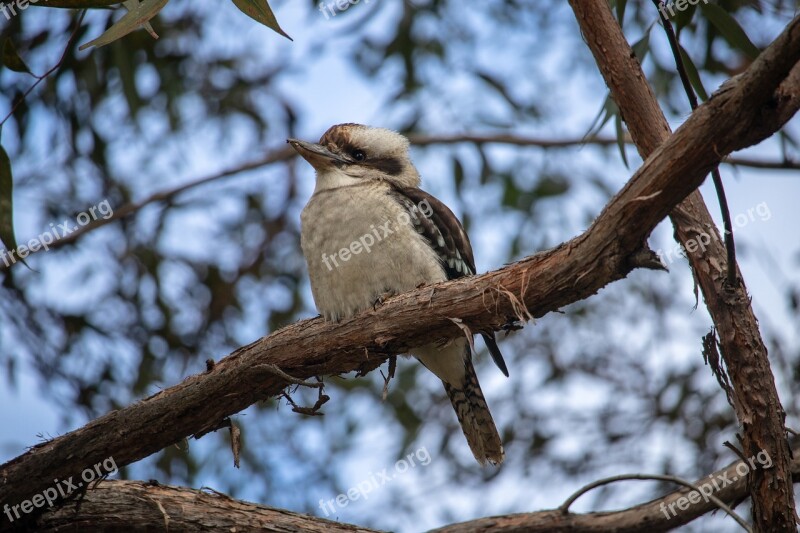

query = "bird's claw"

[{"left": 373, "top": 290, "right": 397, "bottom": 310}]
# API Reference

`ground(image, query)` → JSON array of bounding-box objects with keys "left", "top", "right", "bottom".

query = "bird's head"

[{"left": 288, "top": 123, "right": 421, "bottom": 191}]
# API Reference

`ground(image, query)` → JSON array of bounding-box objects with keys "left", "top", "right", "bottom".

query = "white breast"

[{"left": 300, "top": 181, "right": 446, "bottom": 321}]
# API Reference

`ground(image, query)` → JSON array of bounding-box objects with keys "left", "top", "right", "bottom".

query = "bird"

[{"left": 289, "top": 123, "right": 507, "bottom": 465}]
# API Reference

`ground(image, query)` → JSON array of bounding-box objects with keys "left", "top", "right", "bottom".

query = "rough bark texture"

[
  {"left": 27, "top": 480, "right": 380, "bottom": 533},
  {"left": 568, "top": 2, "right": 800, "bottom": 530},
  {"left": 1, "top": 12, "right": 799, "bottom": 533},
  {"left": 18, "top": 443, "right": 800, "bottom": 532}
]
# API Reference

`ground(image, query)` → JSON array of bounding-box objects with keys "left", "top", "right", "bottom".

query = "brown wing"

[
  {"left": 389, "top": 186, "right": 509, "bottom": 377},
  {"left": 389, "top": 187, "right": 475, "bottom": 279}
]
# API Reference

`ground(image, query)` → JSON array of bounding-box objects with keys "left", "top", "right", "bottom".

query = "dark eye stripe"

[
  {"left": 321, "top": 133, "right": 403, "bottom": 175},
  {"left": 369, "top": 156, "right": 402, "bottom": 176}
]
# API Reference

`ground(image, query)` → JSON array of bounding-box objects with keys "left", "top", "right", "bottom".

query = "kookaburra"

[{"left": 289, "top": 124, "right": 507, "bottom": 465}]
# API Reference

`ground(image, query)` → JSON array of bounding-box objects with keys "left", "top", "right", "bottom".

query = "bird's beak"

[{"left": 287, "top": 139, "right": 349, "bottom": 170}]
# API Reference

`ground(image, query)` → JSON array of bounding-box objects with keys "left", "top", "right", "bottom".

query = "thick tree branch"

[
  {"left": 1, "top": 14, "right": 799, "bottom": 532},
  {"left": 568, "top": 2, "right": 800, "bottom": 530},
  {"left": 23, "top": 442, "right": 800, "bottom": 532},
  {"left": 28, "top": 480, "right": 380, "bottom": 533}
]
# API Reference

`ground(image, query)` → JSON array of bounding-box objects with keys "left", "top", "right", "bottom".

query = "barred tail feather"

[{"left": 443, "top": 358, "right": 504, "bottom": 466}]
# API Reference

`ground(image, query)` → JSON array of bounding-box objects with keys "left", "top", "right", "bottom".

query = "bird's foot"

[{"left": 373, "top": 289, "right": 397, "bottom": 310}]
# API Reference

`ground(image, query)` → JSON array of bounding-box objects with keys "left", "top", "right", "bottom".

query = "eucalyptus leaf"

[
  {"left": 614, "top": 113, "right": 629, "bottom": 169},
  {"left": 79, "top": 0, "right": 168, "bottom": 51},
  {"left": 678, "top": 44, "right": 709, "bottom": 101},
  {"left": 231, "top": 0, "right": 292, "bottom": 41},
  {"left": 700, "top": 3, "right": 760, "bottom": 60},
  {"left": 0, "top": 145, "right": 28, "bottom": 268},
  {"left": 1, "top": 39, "right": 32, "bottom": 74},
  {"left": 630, "top": 24, "right": 653, "bottom": 62}
]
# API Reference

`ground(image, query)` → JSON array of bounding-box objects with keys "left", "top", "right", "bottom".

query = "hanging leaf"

[
  {"left": 0, "top": 145, "right": 28, "bottom": 269},
  {"left": 678, "top": 44, "right": 709, "bottom": 101},
  {"left": 613, "top": 0, "right": 628, "bottom": 26},
  {"left": 231, "top": 0, "right": 292, "bottom": 41},
  {"left": 452, "top": 157, "right": 464, "bottom": 189},
  {"left": 584, "top": 93, "right": 621, "bottom": 149},
  {"left": 585, "top": 94, "right": 628, "bottom": 166},
  {"left": 79, "top": 0, "right": 168, "bottom": 51},
  {"left": 631, "top": 23, "right": 653, "bottom": 63},
  {"left": 700, "top": 4, "right": 760, "bottom": 60},
  {"left": 614, "top": 112, "right": 629, "bottom": 169},
  {"left": 1, "top": 39, "right": 32, "bottom": 75}
]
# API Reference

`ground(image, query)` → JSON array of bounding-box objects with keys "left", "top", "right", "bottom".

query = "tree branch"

[
  {"left": 433, "top": 444, "right": 800, "bottom": 532},
  {"left": 24, "top": 442, "right": 800, "bottom": 532},
  {"left": 1, "top": 18, "right": 798, "bottom": 527},
  {"left": 568, "top": 2, "right": 800, "bottom": 530},
  {"left": 558, "top": 474, "right": 750, "bottom": 532},
  {"left": 28, "top": 480, "right": 380, "bottom": 533}
]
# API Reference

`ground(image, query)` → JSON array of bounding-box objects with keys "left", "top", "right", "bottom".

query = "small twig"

[
  {"left": 0, "top": 11, "right": 87, "bottom": 128},
  {"left": 281, "top": 388, "right": 329, "bottom": 416},
  {"left": 259, "top": 364, "right": 323, "bottom": 388},
  {"left": 723, "top": 440, "right": 748, "bottom": 464},
  {"left": 558, "top": 472, "right": 752, "bottom": 532},
  {"left": 652, "top": 1, "right": 737, "bottom": 286}
]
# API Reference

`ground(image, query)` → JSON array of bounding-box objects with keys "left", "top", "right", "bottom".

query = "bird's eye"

[{"left": 352, "top": 150, "right": 366, "bottom": 162}]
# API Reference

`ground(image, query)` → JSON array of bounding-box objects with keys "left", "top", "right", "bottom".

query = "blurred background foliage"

[{"left": 1, "top": 1, "right": 799, "bottom": 531}]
